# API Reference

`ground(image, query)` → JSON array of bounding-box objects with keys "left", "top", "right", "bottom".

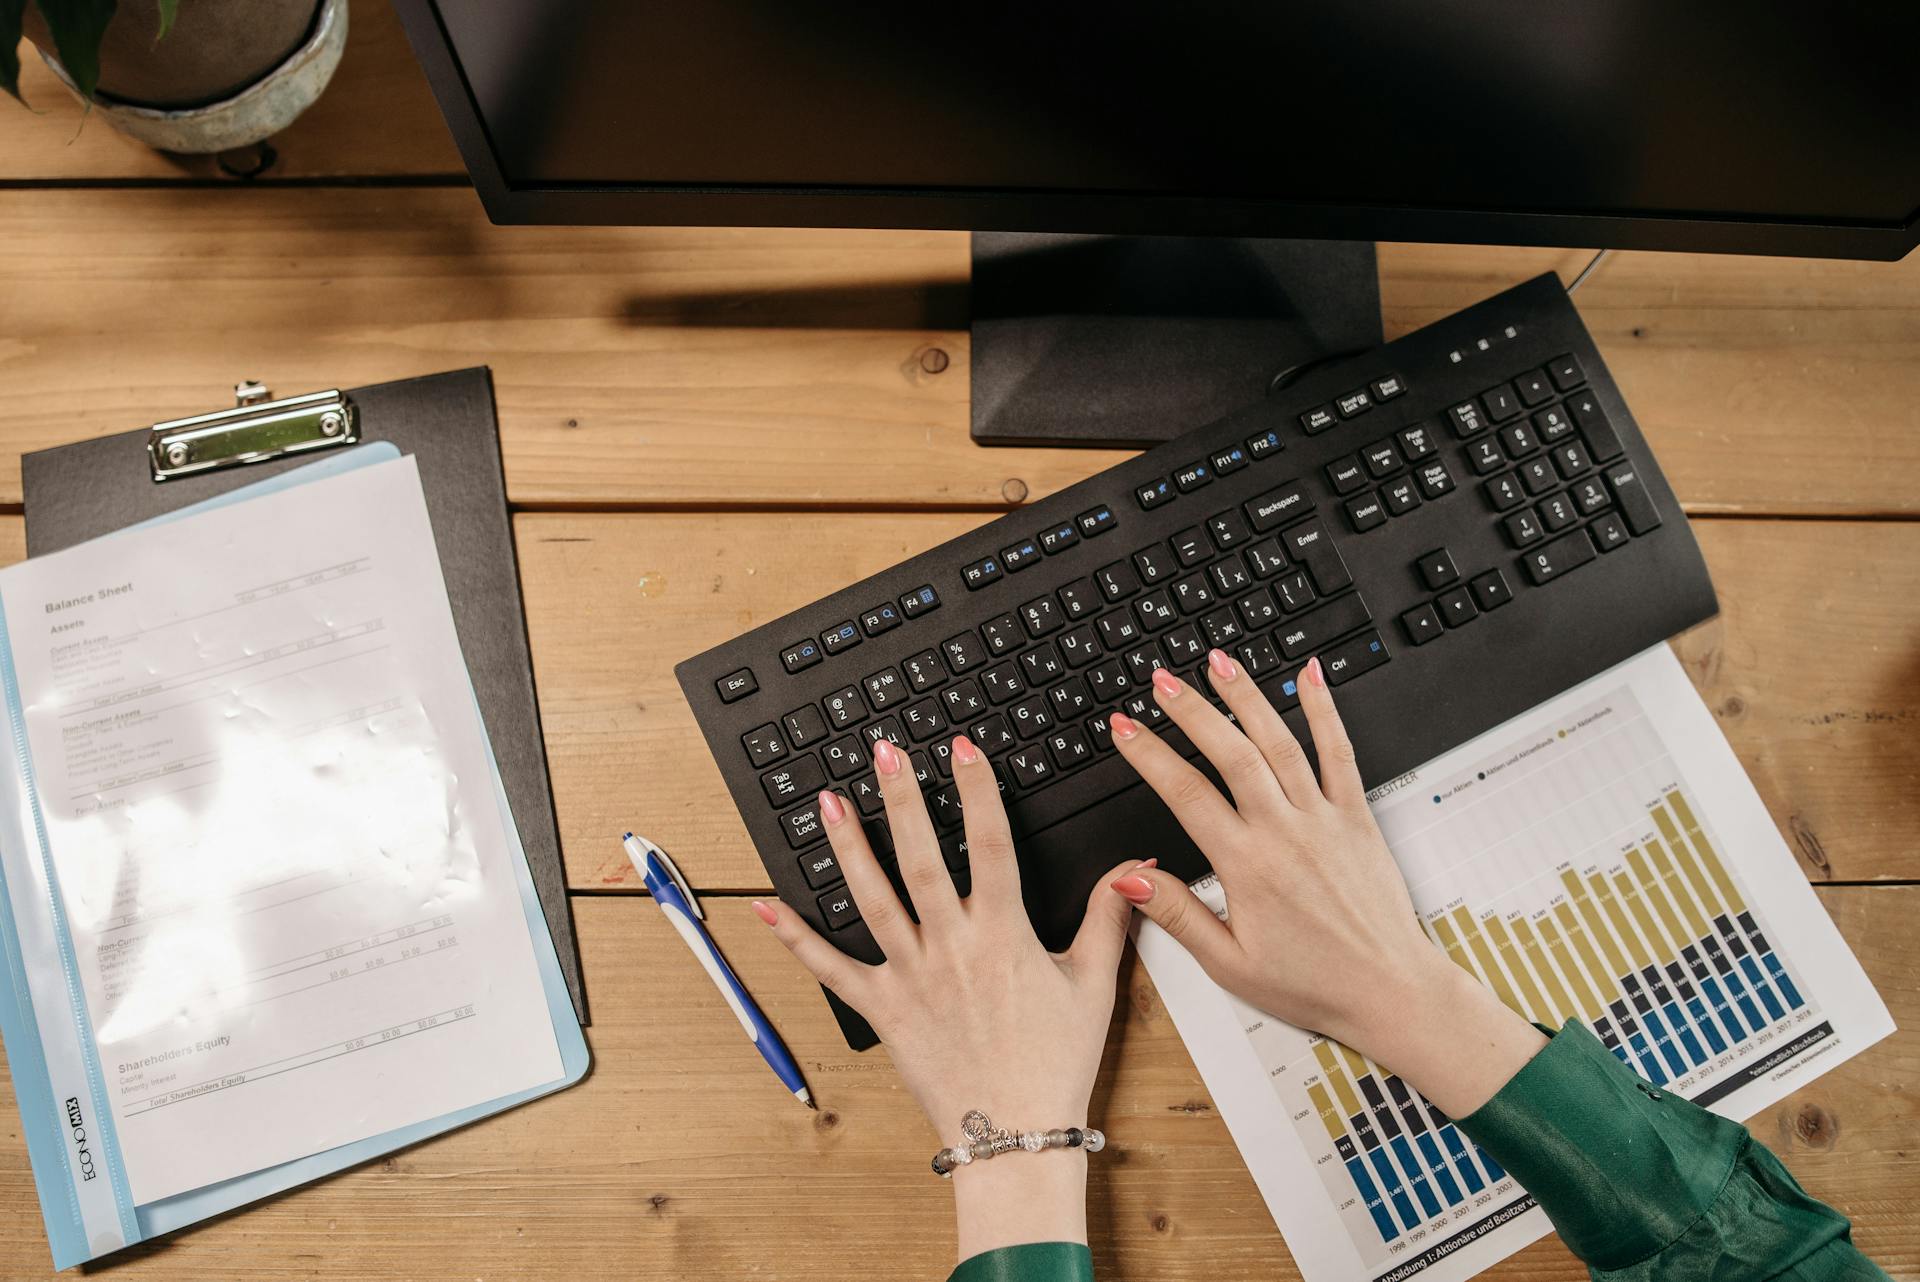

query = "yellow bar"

[
  {"left": 1306, "top": 1081, "right": 1348, "bottom": 1144},
  {"left": 1589, "top": 872, "right": 1652, "bottom": 970},
  {"left": 1454, "top": 906, "right": 1522, "bottom": 1015},
  {"left": 1513, "top": 916, "right": 1574, "bottom": 1022},
  {"left": 1629, "top": 846, "right": 1693, "bottom": 956},
  {"left": 1668, "top": 790, "right": 1747, "bottom": 914},
  {"left": 1539, "top": 916, "right": 1603, "bottom": 1019},
  {"left": 1313, "top": 1041, "right": 1363, "bottom": 1117},
  {"left": 1483, "top": 914, "right": 1554, "bottom": 1023},
  {"left": 1615, "top": 871, "right": 1675, "bottom": 965},
  {"left": 1555, "top": 901, "right": 1622, "bottom": 1002},
  {"left": 1646, "top": 837, "right": 1710, "bottom": 939},
  {"left": 1336, "top": 1041, "right": 1370, "bottom": 1085},
  {"left": 1430, "top": 914, "right": 1480, "bottom": 978},
  {"left": 1563, "top": 870, "right": 1632, "bottom": 977},
  {"left": 1661, "top": 806, "right": 1733, "bottom": 919}
]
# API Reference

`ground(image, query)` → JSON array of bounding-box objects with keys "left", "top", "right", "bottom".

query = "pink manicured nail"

[
  {"left": 873, "top": 738, "right": 902, "bottom": 776},
  {"left": 1138, "top": 857, "right": 1158, "bottom": 870},
  {"left": 819, "top": 789, "right": 845, "bottom": 823},
  {"left": 751, "top": 901, "right": 778, "bottom": 926},
  {"left": 1151, "top": 667, "right": 1182, "bottom": 698},
  {"left": 1208, "top": 649, "right": 1237, "bottom": 681},
  {"left": 952, "top": 734, "right": 980, "bottom": 766},
  {"left": 1306, "top": 656, "right": 1326, "bottom": 688},
  {"left": 1111, "top": 875, "right": 1155, "bottom": 905},
  {"left": 1110, "top": 712, "right": 1139, "bottom": 741}
]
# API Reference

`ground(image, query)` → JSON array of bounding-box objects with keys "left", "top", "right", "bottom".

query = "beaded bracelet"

[{"left": 931, "top": 1109, "right": 1106, "bottom": 1178}]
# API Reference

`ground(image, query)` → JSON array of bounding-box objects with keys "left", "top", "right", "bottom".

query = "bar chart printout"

[{"left": 1136, "top": 647, "right": 1893, "bottom": 1282}]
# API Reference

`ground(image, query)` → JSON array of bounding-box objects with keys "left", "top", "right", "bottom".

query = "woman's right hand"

[{"left": 1106, "top": 649, "right": 1546, "bottom": 1118}]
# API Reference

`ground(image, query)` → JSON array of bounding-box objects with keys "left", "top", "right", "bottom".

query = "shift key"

[
  {"left": 1603, "top": 461, "right": 1663, "bottom": 534},
  {"left": 1276, "top": 592, "right": 1372, "bottom": 660}
]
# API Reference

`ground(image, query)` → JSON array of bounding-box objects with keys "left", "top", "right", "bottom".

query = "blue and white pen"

[{"left": 622, "top": 832, "right": 815, "bottom": 1109}]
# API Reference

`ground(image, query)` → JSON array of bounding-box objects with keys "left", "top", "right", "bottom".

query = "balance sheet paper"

[
  {"left": 0, "top": 455, "right": 562, "bottom": 1204},
  {"left": 1136, "top": 646, "right": 1893, "bottom": 1282}
]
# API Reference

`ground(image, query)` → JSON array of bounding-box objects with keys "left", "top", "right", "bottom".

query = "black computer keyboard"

[{"left": 678, "top": 273, "right": 1717, "bottom": 1048}]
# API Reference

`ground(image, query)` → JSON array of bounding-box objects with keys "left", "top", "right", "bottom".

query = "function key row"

[
  {"left": 964, "top": 505, "right": 1118, "bottom": 588},
  {"left": 776, "top": 582, "right": 945, "bottom": 676},
  {"left": 1136, "top": 431, "right": 1285, "bottom": 512}
]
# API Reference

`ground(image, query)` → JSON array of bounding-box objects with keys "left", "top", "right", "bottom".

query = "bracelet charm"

[{"left": 931, "top": 1111, "right": 1106, "bottom": 1178}]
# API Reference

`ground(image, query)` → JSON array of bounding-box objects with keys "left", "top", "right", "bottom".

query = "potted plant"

[{"left": 2, "top": 0, "right": 347, "bottom": 154}]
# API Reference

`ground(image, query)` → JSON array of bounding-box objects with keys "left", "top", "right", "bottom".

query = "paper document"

[
  {"left": 0, "top": 456, "right": 564, "bottom": 1203},
  {"left": 1136, "top": 645, "right": 1893, "bottom": 1282}
]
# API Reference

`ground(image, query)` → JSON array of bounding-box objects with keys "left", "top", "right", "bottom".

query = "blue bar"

[
  {"left": 1627, "top": 1030, "right": 1668, "bottom": 1085},
  {"left": 1475, "top": 1143, "right": 1506, "bottom": 1182},
  {"left": 1367, "top": 1147, "right": 1420, "bottom": 1231},
  {"left": 1438, "top": 1125, "right": 1485, "bottom": 1194},
  {"left": 1698, "top": 975, "right": 1749, "bottom": 1043},
  {"left": 1720, "top": 966, "right": 1767, "bottom": 1032},
  {"left": 1741, "top": 956, "right": 1786, "bottom": 1021},
  {"left": 1662, "top": 1001, "right": 1707, "bottom": 1065},
  {"left": 1390, "top": 1135, "right": 1443, "bottom": 1218},
  {"left": 1415, "top": 1132, "right": 1465, "bottom": 1206},
  {"left": 1639, "top": 1007, "right": 1690, "bottom": 1077},
  {"left": 1686, "top": 996, "right": 1727, "bottom": 1054},
  {"left": 1760, "top": 952, "right": 1805, "bottom": 1010},
  {"left": 1344, "top": 1156, "right": 1400, "bottom": 1242}
]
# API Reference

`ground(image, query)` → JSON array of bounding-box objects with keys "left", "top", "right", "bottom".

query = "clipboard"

[{"left": 18, "top": 367, "right": 588, "bottom": 1026}]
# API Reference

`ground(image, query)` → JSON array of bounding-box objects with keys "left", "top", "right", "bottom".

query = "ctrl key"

[
  {"left": 818, "top": 887, "right": 861, "bottom": 931},
  {"left": 1320, "top": 630, "right": 1391, "bottom": 685}
]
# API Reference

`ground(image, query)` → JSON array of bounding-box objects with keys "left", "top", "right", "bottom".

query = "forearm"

[{"left": 952, "top": 1151, "right": 1088, "bottom": 1263}]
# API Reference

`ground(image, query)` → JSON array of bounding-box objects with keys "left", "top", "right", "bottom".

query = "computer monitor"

[{"left": 394, "top": 2, "right": 1919, "bottom": 441}]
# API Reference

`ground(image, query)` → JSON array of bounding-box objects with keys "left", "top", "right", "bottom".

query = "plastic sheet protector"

[
  {"left": 1136, "top": 645, "right": 1893, "bottom": 1282},
  {"left": 0, "top": 451, "right": 584, "bottom": 1267}
]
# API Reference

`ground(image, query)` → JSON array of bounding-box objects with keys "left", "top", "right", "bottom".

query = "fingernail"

[
  {"left": 1110, "top": 712, "right": 1139, "bottom": 741},
  {"left": 1151, "top": 667, "right": 1182, "bottom": 698},
  {"left": 1306, "top": 656, "right": 1326, "bottom": 688},
  {"left": 751, "top": 901, "right": 778, "bottom": 926},
  {"left": 819, "top": 789, "right": 845, "bottom": 823},
  {"left": 874, "top": 738, "right": 902, "bottom": 776},
  {"left": 952, "top": 734, "right": 979, "bottom": 766},
  {"left": 1208, "top": 648, "right": 1237, "bottom": 681},
  {"left": 1138, "top": 857, "right": 1159, "bottom": 870},
  {"left": 1111, "top": 875, "right": 1155, "bottom": 905}
]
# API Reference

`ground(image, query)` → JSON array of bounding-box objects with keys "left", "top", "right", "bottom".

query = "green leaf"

[
  {"left": 154, "top": 0, "right": 172, "bottom": 40},
  {"left": 32, "top": 0, "right": 116, "bottom": 102},
  {"left": 1, "top": 0, "right": 27, "bottom": 104}
]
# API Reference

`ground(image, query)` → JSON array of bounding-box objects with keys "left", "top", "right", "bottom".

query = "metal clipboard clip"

[{"left": 148, "top": 381, "right": 359, "bottom": 482}]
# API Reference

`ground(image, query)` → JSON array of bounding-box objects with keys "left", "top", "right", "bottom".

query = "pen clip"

[{"left": 636, "top": 834, "right": 705, "bottom": 920}]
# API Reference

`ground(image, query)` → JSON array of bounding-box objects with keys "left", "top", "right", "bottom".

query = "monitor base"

[{"left": 969, "top": 234, "right": 1382, "bottom": 449}]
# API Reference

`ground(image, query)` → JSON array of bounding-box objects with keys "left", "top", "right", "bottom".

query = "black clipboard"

[{"left": 19, "top": 367, "right": 589, "bottom": 1025}]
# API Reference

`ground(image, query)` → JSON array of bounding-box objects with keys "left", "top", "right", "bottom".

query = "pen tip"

[
  {"left": 799, "top": 1088, "right": 817, "bottom": 1109},
  {"left": 623, "top": 832, "right": 633, "bottom": 840},
  {"left": 805, "top": 1097, "right": 818, "bottom": 1110}
]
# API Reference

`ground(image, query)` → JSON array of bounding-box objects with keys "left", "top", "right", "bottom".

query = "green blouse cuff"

[{"left": 947, "top": 1242, "right": 1094, "bottom": 1282}]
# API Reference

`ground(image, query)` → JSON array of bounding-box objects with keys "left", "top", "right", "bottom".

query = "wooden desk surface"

[{"left": 1, "top": 8, "right": 1916, "bottom": 1278}]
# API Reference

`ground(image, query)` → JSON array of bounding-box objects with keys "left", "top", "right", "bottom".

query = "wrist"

[{"left": 952, "top": 1148, "right": 1089, "bottom": 1261}]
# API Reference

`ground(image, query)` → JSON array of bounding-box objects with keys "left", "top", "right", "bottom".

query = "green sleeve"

[
  {"left": 947, "top": 1242, "right": 1094, "bottom": 1282},
  {"left": 1457, "top": 1021, "right": 1887, "bottom": 1281}
]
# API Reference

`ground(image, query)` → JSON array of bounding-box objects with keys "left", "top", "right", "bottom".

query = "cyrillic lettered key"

[
  {"left": 743, "top": 723, "right": 787, "bottom": 767},
  {"left": 1522, "top": 529, "right": 1599, "bottom": 584}
]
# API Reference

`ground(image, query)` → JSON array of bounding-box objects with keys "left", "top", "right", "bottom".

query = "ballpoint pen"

[{"left": 622, "top": 832, "right": 815, "bottom": 1109}]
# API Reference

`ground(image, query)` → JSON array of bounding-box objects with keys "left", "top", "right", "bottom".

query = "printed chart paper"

[{"left": 1136, "top": 645, "right": 1893, "bottom": 1282}]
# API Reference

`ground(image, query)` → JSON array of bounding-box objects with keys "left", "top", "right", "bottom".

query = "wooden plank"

[
  {"left": 0, "top": 2, "right": 462, "bottom": 181},
  {"left": 2, "top": 190, "right": 1918, "bottom": 513},
  {"left": 0, "top": 887, "right": 1910, "bottom": 1279},
  {"left": 519, "top": 513, "right": 1920, "bottom": 892}
]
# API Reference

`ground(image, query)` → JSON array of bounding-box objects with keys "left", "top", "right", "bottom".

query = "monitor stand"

[{"left": 969, "top": 233, "right": 1381, "bottom": 449}]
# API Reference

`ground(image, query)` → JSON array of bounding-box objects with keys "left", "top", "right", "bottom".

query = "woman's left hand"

[{"left": 756, "top": 734, "right": 1143, "bottom": 1259}]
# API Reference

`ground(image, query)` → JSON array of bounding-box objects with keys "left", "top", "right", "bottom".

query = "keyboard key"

[
  {"left": 1122, "top": 645, "right": 1167, "bottom": 685},
  {"left": 823, "top": 736, "right": 869, "bottom": 779},
  {"left": 1345, "top": 493, "right": 1388, "bottom": 532},
  {"left": 1603, "top": 460, "right": 1663, "bottom": 533},
  {"left": 1277, "top": 592, "right": 1372, "bottom": 660},
  {"left": 1417, "top": 548, "right": 1460, "bottom": 591},
  {"left": 1484, "top": 474, "right": 1527, "bottom": 511},
  {"left": 942, "top": 632, "right": 988, "bottom": 673},
  {"left": 1009, "top": 696, "right": 1054, "bottom": 739},
  {"left": 716, "top": 668, "right": 758, "bottom": 702},
  {"left": 902, "top": 699, "right": 949, "bottom": 742},
  {"left": 861, "top": 602, "right": 903, "bottom": 636},
  {"left": 902, "top": 650, "right": 946, "bottom": 693},
  {"left": 1134, "top": 545, "right": 1178, "bottom": 584},
  {"left": 1246, "top": 428, "right": 1286, "bottom": 458},
  {"left": 1246, "top": 482, "right": 1314, "bottom": 531},
  {"left": 1463, "top": 438, "right": 1503, "bottom": 476},
  {"left": 1134, "top": 590, "right": 1178, "bottom": 630},
  {"left": 1519, "top": 457, "right": 1558, "bottom": 495},
  {"left": 1572, "top": 477, "right": 1611, "bottom": 514},
  {"left": 1273, "top": 570, "right": 1316, "bottom": 613},
  {"left": 1171, "top": 575, "right": 1214, "bottom": 615},
  {"left": 1046, "top": 726, "right": 1094, "bottom": 772},
  {"left": 1326, "top": 455, "right": 1369, "bottom": 494},
  {"left": 1591, "top": 512, "right": 1632, "bottom": 552},
  {"left": 848, "top": 774, "right": 884, "bottom": 817},
  {"left": 1245, "top": 539, "right": 1289, "bottom": 578},
  {"left": 1097, "top": 611, "right": 1143, "bottom": 650},
  {"left": 961, "top": 557, "right": 1003, "bottom": 590},
  {"left": 1236, "top": 589, "right": 1281, "bottom": 631},
  {"left": 1372, "top": 374, "right": 1406, "bottom": 401},
  {"left": 783, "top": 799, "right": 827, "bottom": 849},
  {"left": 818, "top": 886, "right": 860, "bottom": 930},
  {"left": 1401, "top": 603, "right": 1444, "bottom": 646},
  {"left": 1163, "top": 625, "right": 1206, "bottom": 665},
  {"left": 1361, "top": 440, "right": 1401, "bottom": 478},
  {"left": 1281, "top": 517, "right": 1353, "bottom": 593},
  {"left": 1209, "top": 557, "right": 1253, "bottom": 595},
  {"left": 927, "top": 785, "right": 965, "bottom": 829},
  {"left": 1236, "top": 634, "right": 1282, "bottom": 676},
  {"left": 1172, "top": 526, "right": 1211, "bottom": 567},
  {"left": 1416, "top": 460, "right": 1456, "bottom": 499},
  {"left": 1321, "top": 630, "right": 1391, "bottom": 685},
  {"left": 1085, "top": 660, "right": 1130, "bottom": 702},
  {"left": 780, "top": 639, "right": 823, "bottom": 674},
  {"left": 981, "top": 613, "right": 1022, "bottom": 656},
  {"left": 970, "top": 714, "right": 1017, "bottom": 753},
  {"left": 899, "top": 584, "right": 941, "bottom": 618},
  {"left": 1211, "top": 444, "right": 1250, "bottom": 476},
  {"left": 1048, "top": 677, "right": 1094, "bottom": 719},
  {"left": 1514, "top": 369, "right": 1554, "bottom": 406},
  {"left": 783, "top": 704, "right": 829, "bottom": 748},
  {"left": 1335, "top": 388, "right": 1373, "bottom": 417},
  {"left": 1057, "top": 624, "right": 1101, "bottom": 667},
  {"left": 1548, "top": 353, "right": 1586, "bottom": 390},
  {"left": 1501, "top": 421, "right": 1541, "bottom": 458},
  {"left": 798, "top": 847, "right": 841, "bottom": 890},
  {"left": 744, "top": 723, "right": 788, "bottom": 767},
  {"left": 1005, "top": 745, "right": 1054, "bottom": 789},
  {"left": 980, "top": 662, "right": 1027, "bottom": 704},
  {"left": 1448, "top": 399, "right": 1488, "bottom": 437},
  {"left": 1300, "top": 405, "right": 1338, "bottom": 434},
  {"left": 1436, "top": 586, "right": 1479, "bottom": 627},
  {"left": 1381, "top": 478, "right": 1422, "bottom": 515},
  {"left": 1481, "top": 385, "right": 1521, "bottom": 421},
  {"left": 1207, "top": 509, "right": 1251, "bottom": 549},
  {"left": 1056, "top": 579, "right": 1100, "bottom": 620},
  {"left": 1096, "top": 560, "right": 1141, "bottom": 601},
  {"left": 1533, "top": 404, "right": 1574, "bottom": 443},
  {"left": 863, "top": 668, "right": 907, "bottom": 710},
  {"left": 1396, "top": 423, "right": 1437, "bottom": 460},
  {"left": 762, "top": 753, "right": 824, "bottom": 807},
  {"left": 1174, "top": 461, "right": 1213, "bottom": 492},
  {"left": 1019, "top": 643, "right": 1065, "bottom": 684},
  {"left": 1538, "top": 493, "right": 1580, "bottom": 532},
  {"left": 1136, "top": 477, "right": 1176, "bottom": 510},
  {"left": 1470, "top": 568, "right": 1514, "bottom": 611},
  {"left": 1503, "top": 509, "right": 1546, "bottom": 547},
  {"left": 1001, "top": 538, "right": 1042, "bottom": 572},
  {"left": 1020, "top": 596, "right": 1064, "bottom": 637},
  {"left": 942, "top": 679, "right": 987, "bottom": 719},
  {"left": 1522, "top": 528, "right": 1599, "bottom": 584},
  {"left": 1076, "top": 504, "right": 1118, "bottom": 537},
  {"left": 1552, "top": 441, "right": 1593, "bottom": 479},
  {"left": 1569, "top": 392, "right": 1624, "bottom": 460},
  {"left": 1037, "top": 521, "right": 1081, "bottom": 555}
]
